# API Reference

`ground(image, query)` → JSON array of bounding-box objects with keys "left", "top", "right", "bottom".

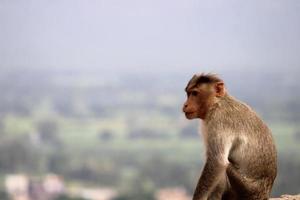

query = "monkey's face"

[{"left": 183, "top": 84, "right": 215, "bottom": 120}]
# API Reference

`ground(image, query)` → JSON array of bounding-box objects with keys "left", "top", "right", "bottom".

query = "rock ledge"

[{"left": 271, "top": 195, "right": 300, "bottom": 200}]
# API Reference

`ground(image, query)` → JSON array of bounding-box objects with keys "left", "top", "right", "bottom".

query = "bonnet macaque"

[{"left": 183, "top": 74, "right": 277, "bottom": 200}]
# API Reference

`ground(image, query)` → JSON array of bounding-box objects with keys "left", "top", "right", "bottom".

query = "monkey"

[{"left": 182, "top": 73, "right": 277, "bottom": 200}]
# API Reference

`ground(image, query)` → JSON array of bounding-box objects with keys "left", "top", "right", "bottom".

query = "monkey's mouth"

[
  {"left": 185, "top": 112, "right": 195, "bottom": 117},
  {"left": 185, "top": 112, "right": 194, "bottom": 115}
]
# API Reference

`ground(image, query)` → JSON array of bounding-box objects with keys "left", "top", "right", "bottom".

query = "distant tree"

[
  {"left": 98, "top": 130, "right": 114, "bottom": 141},
  {"left": 48, "top": 150, "right": 70, "bottom": 174},
  {"left": 0, "top": 118, "right": 4, "bottom": 134},
  {"left": 89, "top": 103, "right": 109, "bottom": 118},
  {"left": 294, "top": 131, "right": 300, "bottom": 141},
  {"left": 113, "top": 176, "right": 155, "bottom": 200},
  {"left": 112, "top": 192, "right": 154, "bottom": 200},
  {"left": 0, "top": 190, "right": 9, "bottom": 200},
  {"left": 53, "top": 99, "right": 76, "bottom": 117},
  {"left": 36, "top": 119, "right": 61, "bottom": 146},
  {"left": 55, "top": 194, "right": 86, "bottom": 200},
  {"left": 139, "top": 155, "right": 193, "bottom": 189},
  {"left": 0, "top": 136, "right": 41, "bottom": 173},
  {"left": 128, "top": 129, "right": 168, "bottom": 140},
  {"left": 65, "top": 159, "right": 119, "bottom": 185}
]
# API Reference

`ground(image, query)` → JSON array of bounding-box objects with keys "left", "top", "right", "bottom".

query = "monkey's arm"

[
  {"left": 193, "top": 159, "right": 226, "bottom": 200},
  {"left": 193, "top": 136, "right": 229, "bottom": 200}
]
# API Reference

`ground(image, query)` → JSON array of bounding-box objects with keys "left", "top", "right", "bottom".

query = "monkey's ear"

[{"left": 215, "top": 82, "right": 226, "bottom": 97}]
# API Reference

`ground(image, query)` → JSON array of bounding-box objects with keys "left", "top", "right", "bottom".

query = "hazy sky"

[{"left": 0, "top": 0, "right": 299, "bottom": 72}]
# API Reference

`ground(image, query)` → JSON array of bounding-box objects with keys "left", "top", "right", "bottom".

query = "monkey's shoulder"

[{"left": 216, "top": 97, "right": 268, "bottom": 127}]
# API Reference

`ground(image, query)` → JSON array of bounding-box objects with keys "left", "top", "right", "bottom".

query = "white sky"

[{"left": 0, "top": 0, "right": 299, "bottom": 72}]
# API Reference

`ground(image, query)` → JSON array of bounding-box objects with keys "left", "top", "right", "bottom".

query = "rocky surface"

[{"left": 271, "top": 195, "right": 300, "bottom": 200}]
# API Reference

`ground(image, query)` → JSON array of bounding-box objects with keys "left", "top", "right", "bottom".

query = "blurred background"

[{"left": 0, "top": 0, "right": 299, "bottom": 199}]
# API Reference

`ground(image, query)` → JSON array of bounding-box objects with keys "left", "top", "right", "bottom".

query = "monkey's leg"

[
  {"left": 226, "top": 164, "right": 260, "bottom": 199},
  {"left": 207, "top": 185, "right": 224, "bottom": 200},
  {"left": 220, "top": 174, "right": 238, "bottom": 200},
  {"left": 226, "top": 164, "right": 249, "bottom": 192},
  {"left": 221, "top": 189, "right": 238, "bottom": 200},
  {"left": 207, "top": 176, "right": 227, "bottom": 200}
]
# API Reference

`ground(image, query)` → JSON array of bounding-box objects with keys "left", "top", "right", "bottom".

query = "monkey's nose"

[{"left": 182, "top": 103, "right": 188, "bottom": 112}]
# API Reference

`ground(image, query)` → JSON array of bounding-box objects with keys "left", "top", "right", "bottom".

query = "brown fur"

[{"left": 183, "top": 73, "right": 277, "bottom": 200}]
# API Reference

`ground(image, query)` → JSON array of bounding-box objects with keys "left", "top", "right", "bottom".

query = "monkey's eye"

[{"left": 191, "top": 91, "right": 198, "bottom": 96}]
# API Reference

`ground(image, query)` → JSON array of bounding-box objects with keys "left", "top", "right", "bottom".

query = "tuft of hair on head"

[
  {"left": 196, "top": 73, "right": 222, "bottom": 84},
  {"left": 186, "top": 73, "right": 223, "bottom": 91}
]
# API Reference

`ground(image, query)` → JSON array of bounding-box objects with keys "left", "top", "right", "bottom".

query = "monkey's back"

[{"left": 210, "top": 95, "right": 277, "bottom": 193}]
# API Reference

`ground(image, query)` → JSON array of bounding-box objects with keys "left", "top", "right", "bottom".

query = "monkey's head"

[{"left": 183, "top": 73, "right": 226, "bottom": 120}]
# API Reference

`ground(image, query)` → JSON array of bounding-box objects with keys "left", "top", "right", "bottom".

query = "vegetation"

[{"left": 0, "top": 67, "right": 299, "bottom": 197}]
